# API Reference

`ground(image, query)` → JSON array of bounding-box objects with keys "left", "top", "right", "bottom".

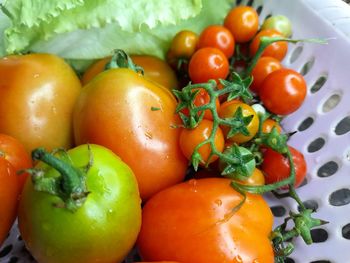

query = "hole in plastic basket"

[
  {"left": 289, "top": 46, "right": 303, "bottom": 63},
  {"left": 335, "top": 116, "right": 350, "bottom": 135},
  {"left": 329, "top": 188, "right": 350, "bottom": 206},
  {"left": 342, "top": 223, "right": 350, "bottom": 240},
  {"left": 317, "top": 161, "right": 338, "bottom": 178},
  {"left": 300, "top": 57, "right": 315, "bottom": 76},
  {"left": 322, "top": 94, "right": 341, "bottom": 113},
  {"left": 307, "top": 137, "right": 325, "bottom": 153},
  {"left": 285, "top": 258, "right": 295, "bottom": 263},
  {"left": 310, "top": 261, "right": 331, "bottom": 263},
  {"left": 311, "top": 228, "right": 328, "bottom": 243},
  {"left": 246, "top": 0, "right": 254, "bottom": 6},
  {"left": 299, "top": 176, "right": 308, "bottom": 188},
  {"left": 256, "top": 5, "right": 263, "bottom": 15},
  {"left": 8, "top": 257, "right": 18, "bottom": 263},
  {"left": 236, "top": 0, "right": 243, "bottom": 5},
  {"left": 310, "top": 74, "right": 328, "bottom": 93},
  {"left": 298, "top": 199, "right": 319, "bottom": 212},
  {"left": 271, "top": 205, "right": 287, "bottom": 217},
  {"left": 265, "top": 13, "right": 272, "bottom": 20},
  {"left": 0, "top": 245, "right": 12, "bottom": 258},
  {"left": 298, "top": 117, "right": 314, "bottom": 131}
]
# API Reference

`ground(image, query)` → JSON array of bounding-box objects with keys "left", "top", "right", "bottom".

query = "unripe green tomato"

[{"left": 261, "top": 15, "right": 292, "bottom": 37}]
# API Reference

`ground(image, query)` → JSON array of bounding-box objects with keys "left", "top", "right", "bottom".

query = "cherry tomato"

[
  {"left": 74, "top": 67, "right": 187, "bottom": 200},
  {"left": 262, "top": 15, "right": 292, "bottom": 37},
  {"left": 168, "top": 30, "right": 199, "bottom": 59},
  {"left": 239, "top": 167, "right": 265, "bottom": 186},
  {"left": 188, "top": 47, "right": 229, "bottom": 84},
  {"left": 135, "top": 262, "right": 181, "bottom": 263},
  {"left": 262, "top": 118, "right": 282, "bottom": 134},
  {"left": 81, "top": 55, "right": 178, "bottom": 91},
  {"left": 219, "top": 101, "right": 259, "bottom": 143},
  {"left": 259, "top": 68, "right": 307, "bottom": 115},
  {"left": 0, "top": 158, "right": 19, "bottom": 246},
  {"left": 250, "top": 56, "right": 282, "bottom": 94},
  {"left": 0, "top": 134, "right": 32, "bottom": 190},
  {"left": 137, "top": 178, "right": 274, "bottom": 263},
  {"left": 180, "top": 88, "right": 220, "bottom": 121},
  {"left": 0, "top": 54, "right": 82, "bottom": 152},
  {"left": 197, "top": 25, "right": 235, "bottom": 58},
  {"left": 179, "top": 120, "right": 225, "bottom": 165},
  {"left": 224, "top": 6, "right": 259, "bottom": 43},
  {"left": 262, "top": 146, "right": 307, "bottom": 188},
  {"left": 18, "top": 144, "right": 141, "bottom": 263},
  {"left": 250, "top": 29, "right": 288, "bottom": 61}
]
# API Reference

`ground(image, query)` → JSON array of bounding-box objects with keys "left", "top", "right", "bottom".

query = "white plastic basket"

[{"left": 2, "top": 0, "right": 350, "bottom": 262}]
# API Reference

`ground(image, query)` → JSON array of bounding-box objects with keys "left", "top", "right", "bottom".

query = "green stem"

[{"left": 105, "top": 49, "right": 144, "bottom": 73}]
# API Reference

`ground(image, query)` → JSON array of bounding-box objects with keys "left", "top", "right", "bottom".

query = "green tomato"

[
  {"left": 261, "top": 15, "right": 292, "bottom": 37},
  {"left": 18, "top": 144, "right": 141, "bottom": 263}
]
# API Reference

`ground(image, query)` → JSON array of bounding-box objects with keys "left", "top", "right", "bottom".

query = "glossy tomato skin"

[
  {"left": 250, "top": 29, "right": 288, "bottom": 61},
  {"left": 188, "top": 47, "right": 229, "bottom": 84},
  {"left": 81, "top": 55, "right": 178, "bottom": 91},
  {"left": 169, "top": 30, "right": 199, "bottom": 59},
  {"left": 0, "top": 134, "right": 32, "bottom": 190},
  {"left": 0, "top": 159, "right": 19, "bottom": 246},
  {"left": 250, "top": 56, "right": 282, "bottom": 94},
  {"left": 262, "top": 146, "right": 307, "bottom": 188},
  {"left": 262, "top": 119, "right": 282, "bottom": 134},
  {"left": 197, "top": 25, "right": 235, "bottom": 58},
  {"left": 74, "top": 68, "right": 187, "bottom": 200},
  {"left": 0, "top": 54, "right": 81, "bottom": 153},
  {"left": 137, "top": 178, "right": 274, "bottom": 263},
  {"left": 179, "top": 120, "right": 225, "bottom": 165},
  {"left": 18, "top": 144, "right": 141, "bottom": 263},
  {"left": 224, "top": 6, "right": 259, "bottom": 43},
  {"left": 259, "top": 69, "right": 307, "bottom": 115}
]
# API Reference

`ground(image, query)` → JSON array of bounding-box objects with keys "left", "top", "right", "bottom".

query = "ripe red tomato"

[
  {"left": 262, "top": 146, "right": 307, "bottom": 188},
  {"left": 74, "top": 68, "right": 188, "bottom": 200},
  {"left": 224, "top": 6, "right": 259, "bottom": 43},
  {"left": 250, "top": 56, "right": 283, "bottom": 94},
  {"left": 0, "top": 158, "right": 19, "bottom": 246},
  {"left": 188, "top": 47, "right": 229, "bottom": 84},
  {"left": 137, "top": 178, "right": 274, "bottom": 263},
  {"left": 259, "top": 68, "right": 307, "bottom": 115},
  {"left": 0, "top": 133, "right": 32, "bottom": 190},
  {"left": 250, "top": 29, "right": 288, "bottom": 61},
  {"left": 197, "top": 25, "right": 235, "bottom": 58},
  {"left": 179, "top": 120, "right": 225, "bottom": 165}
]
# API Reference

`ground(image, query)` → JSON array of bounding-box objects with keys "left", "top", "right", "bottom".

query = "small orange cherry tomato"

[
  {"left": 262, "top": 118, "right": 282, "bottom": 134},
  {"left": 169, "top": 30, "right": 199, "bottom": 59},
  {"left": 238, "top": 167, "right": 265, "bottom": 186}
]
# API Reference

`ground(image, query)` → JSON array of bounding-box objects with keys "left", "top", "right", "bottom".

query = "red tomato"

[
  {"left": 0, "top": 158, "right": 20, "bottom": 246},
  {"left": 180, "top": 88, "right": 220, "bottom": 121},
  {"left": 262, "top": 119, "right": 282, "bottom": 134},
  {"left": 250, "top": 29, "right": 288, "bottom": 61},
  {"left": 179, "top": 120, "right": 225, "bottom": 165},
  {"left": 250, "top": 56, "right": 283, "bottom": 94},
  {"left": 137, "top": 178, "right": 274, "bottom": 263},
  {"left": 188, "top": 47, "right": 229, "bottom": 84},
  {"left": 262, "top": 146, "right": 307, "bottom": 188},
  {"left": 74, "top": 68, "right": 188, "bottom": 200},
  {"left": 224, "top": 6, "right": 259, "bottom": 43},
  {"left": 259, "top": 69, "right": 307, "bottom": 115},
  {"left": 0, "top": 134, "right": 32, "bottom": 190},
  {"left": 197, "top": 25, "right": 235, "bottom": 58}
]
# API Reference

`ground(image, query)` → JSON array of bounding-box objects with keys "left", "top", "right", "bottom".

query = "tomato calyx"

[
  {"left": 105, "top": 49, "right": 144, "bottom": 74},
  {"left": 29, "top": 147, "right": 90, "bottom": 212}
]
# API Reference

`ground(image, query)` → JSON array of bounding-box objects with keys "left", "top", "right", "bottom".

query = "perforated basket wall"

[{"left": 2, "top": 0, "right": 350, "bottom": 262}]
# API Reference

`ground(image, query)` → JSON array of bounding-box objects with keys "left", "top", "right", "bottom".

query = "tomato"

[
  {"left": 219, "top": 101, "right": 259, "bottom": 143},
  {"left": 261, "top": 146, "right": 307, "bottom": 188},
  {"left": 224, "top": 6, "right": 259, "bottom": 43},
  {"left": 0, "top": 134, "right": 32, "bottom": 190},
  {"left": 18, "top": 144, "right": 141, "bottom": 263},
  {"left": 262, "top": 118, "right": 282, "bottom": 134},
  {"left": 239, "top": 167, "right": 265, "bottom": 186},
  {"left": 0, "top": 158, "right": 19, "bottom": 246},
  {"left": 74, "top": 67, "right": 187, "bottom": 200},
  {"left": 262, "top": 15, "right": 292, "bottom": 37},
  {"left": 0, "top": 53, "right": 81, "bottom": 152},
  {"left": 168, "top": 30, "right": 199, "bottom": 59},
  {"left": 188, "top": 47, "right": 229, "bottom": 84},
  {"left": 180, "top": 88, "right": 220, "bottom": 121},
  {"left": 137, "top": 178, "right": 274, "bottom": 263},
  {"left": 197, "top": 25, "right": 235, "bottom": 58},
  {"left": 135, "top": 262, "right": 180, "bottom": 263},
  {"left": 81, "top": 55, "right": 178, "bottom": 91},
  {"left": 250, "top": 29, "right": 288, "bottom": 61},
  {"left": 179, "top": 120, "right": 225, "bottom": 165},
  {"left": 250, "top": 56, "right": 282, "bottom": 94},
  {"left": 259, "top": 68, "right": 307, "bottom": 115}
]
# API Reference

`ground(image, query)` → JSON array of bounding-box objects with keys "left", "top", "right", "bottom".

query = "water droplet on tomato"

[
  {"left": 214, "top": 199, "right": 222, "bottom": 206},
  {"left": 188, "top": 179, "right": 198, "bottom": 192},
  {"left": 235, "top": 255, "right": 243, "bottom": 263},
  {"left": 34, "top": 74, "right": 40, "bottom": 78}
]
